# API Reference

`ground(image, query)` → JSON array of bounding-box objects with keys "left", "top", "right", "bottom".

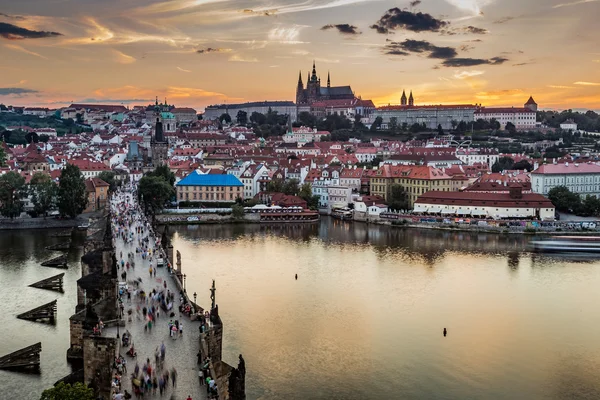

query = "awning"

[
  {"left": 413, "top": 205, "right": 429, "bottom": 212},
  {"left": 441, "top": 209, "right": 455, "bottom": 215},
  {"left": 470, "top": 210, "right": 487, "bottom": 216},
  {"left": 456, "top": 209, "right": 469, "bottom": 215},
  {"left": 428, "top": 207, "right": 442, "bottom": 213}
]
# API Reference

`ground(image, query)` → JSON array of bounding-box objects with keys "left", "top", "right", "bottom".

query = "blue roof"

[{"left": 177, "top": 171, "right": 243, "bottom": 187}]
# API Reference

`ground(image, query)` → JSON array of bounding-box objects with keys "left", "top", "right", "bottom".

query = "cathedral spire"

[
  {"left": 401, "top": 90, "right": 407, "bottom": 106},
  {"left": 155, "top": 96, "right": 158, "bottom": 106},
  {"left": 327, "top": 71, "right": 330, "bottom": 88},
  {"left": 311, "top": 60, "right": 317, "bottom": 80},
  {"left": 298, "top": 70, "right": 303, "bottom": 86},
  {"left": 409, "top": 90, "right": 414, "bottom": 106}
]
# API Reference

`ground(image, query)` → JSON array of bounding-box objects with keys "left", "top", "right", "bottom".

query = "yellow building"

[
  {"left": 369, "top": 165, "right": 466, "bottom": 208},
  {"left": 176, "top": 171, "right": 244, "bottom": 203}
]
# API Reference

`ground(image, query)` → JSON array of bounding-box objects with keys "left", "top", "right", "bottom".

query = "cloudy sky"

[{"left": 1, "top": 0, "right": 599, "bottom": 111}]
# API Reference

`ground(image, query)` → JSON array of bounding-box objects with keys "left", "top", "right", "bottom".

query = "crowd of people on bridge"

[{"left": 108, "top": 184, "right": 207, "bottom": 400}]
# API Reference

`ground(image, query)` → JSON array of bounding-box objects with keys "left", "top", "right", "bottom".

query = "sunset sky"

[{"left": 1, "top": 0, "right": 599, "bottom": 111}]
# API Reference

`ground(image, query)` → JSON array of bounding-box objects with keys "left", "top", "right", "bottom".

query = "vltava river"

[{"left": 172, "top": 219, "right": 600, "bottom": 400}]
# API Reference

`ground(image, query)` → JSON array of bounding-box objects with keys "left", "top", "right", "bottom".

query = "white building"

[
  {"left": 414, "top": 188, "right": 555, "bottom": 220},
  {"left": 240, "top": 163, "right": 269, "bottom": 199},
  {"left": 171, "top": 107, "right": 198, "bottom": 125},
  {"left": 560, "top": 119, "right": 578, "bottom": 131},
  {"left": 327, "top": 185, "right": 353, "bottom": 209},
  {"left": 204, "top": 101, "right": 298, "bottom": 122},
  {"left": 373, "top": 104, "right": 477, "bottom": 130},
  {"left": 282, "top": 126, "right": 327, "bottom": 143},
  {"left": 455, "top": 148, "right": 500, "bottom": 168},
  {"left": 474, "top": 97, "right": 538, "bottom": 130},
  {"left": 531, "top": 162, "right": 600, "bottom": 197},
  {"left": 23, "top": 107, "right": 50, "bottom": 117}
]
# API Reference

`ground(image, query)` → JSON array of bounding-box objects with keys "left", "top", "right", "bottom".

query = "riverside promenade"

[{"left": 104, "top": 190, "right": 207, "bottom": 400}]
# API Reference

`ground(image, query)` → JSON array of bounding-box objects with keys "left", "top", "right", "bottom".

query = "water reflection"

[{"left": 171, "top": 218, "right": 600, "bottom": 400}]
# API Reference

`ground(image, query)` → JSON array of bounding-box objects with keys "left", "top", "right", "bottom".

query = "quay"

[{"left": 58, "top": 186, "right": 245, "bottom": 400}]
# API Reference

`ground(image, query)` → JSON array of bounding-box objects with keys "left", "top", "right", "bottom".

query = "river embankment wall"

[{"left": 0, "top": 215, "right": 89, "bottom": 230}]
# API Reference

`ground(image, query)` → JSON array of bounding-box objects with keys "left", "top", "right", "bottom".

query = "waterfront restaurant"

[{"left": 413, "top": 185, "right": 555, "bottom": 220}]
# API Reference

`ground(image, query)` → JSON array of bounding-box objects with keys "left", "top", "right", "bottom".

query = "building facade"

[
  {"left": 531, "top": 162, "right": 600, "bottom": 197},
  {"left": 373, "top": 104, "right": 477, "bottom": 130},
  {"left": 203, "top": 101, "right": 298, "bottom": 122},
  {"left": 474, "top": 97, "right": 538, "bottom": 130},
  {"left": 176, "top": 171, "right": 244, "bottom": 203}
]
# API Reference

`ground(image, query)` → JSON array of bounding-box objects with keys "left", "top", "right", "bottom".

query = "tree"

[
  {"left": 40, "top": 382, "right": 94, "bottom": 400},
  {"left": 266, "top": 179, "right": 284, "bottom": 193},
  {"left": 75, "top": 113, "right": 84, "bottom": 124},
  {"left": 219, "top": 113, "right": 231, "bottom": 124},
  {"left": 437, "top": 124, "right": 444, "bottom": 135},
  {"left": 58, "top": 164, "right": 87, "bottom": 218},
  {"left": 512, "top": 159, "right": 534, "bottom": 172},
  {"left": 410, "top": 123, "right": 422, "bottom": 133},
  {"left": 371, "top": 156, "right": 383, "bottom": 167},
  {"left": 236, "top": 110, "right": 247, "bottom": 125},
  {"left": 451, "top": 120, "right": 458, "bottom": 130},
  {"left": 457, "top": 121, "right": 467, "bottom": 132},
  {"left": 30, "top": 172, "right": 57, "bottom": 217},
  {"left": 389, "top": 117, "right": 398, "bottom": 134},
  {"left": 25, "top": 131, "right": 39, "bottom": 143},
  {"left": 250, "top": 112, "right": 267, "bottom": 125},
  {"left": 491, "top": 156, "right": 515, "bottom": 173},
  {"left": 0, "top": 171, "right": 26, "bottom": 219},
  {"left": 138, "top": 175, "right": 175, "bottom": 214},
  {"left": 298, "top": 183, "right": 319, "bottom": 210},
  {"left": 147, "top": 165, "right": 175, "bottom": 187},
  {"left": 505, "top": 121, "right": 517, "bottom": 134},
  {"left": 97, "top": 171, "right": 118, "bottom": 193},
  {"left": 388, "top": 184, "right": 409, "bottom": 211},
  {"left": 370, "top": 116, "right": 382, "bottom": 132},
  {"left": 38, "top": 134, "right": 50, "bottom": 143},
  {"left": 297, "top": 111, "right": 317, "bottom": 128},
  {"left": 0, "top": 145, "right": 6, "bottom": 166},
  {"left": 282, "top": 179, "right": 300, "bottom": 196},
  {"left": 490, "top": 118, "right": 500, "bottom": 130},
  {"left": 581, "top": 195, "right": 600, "bottom": 217},
  {"left": 231, "top": 204, "right": 245, "bottom": 219},
  {"left": 548, "top": 186, "right": 581, "bottom": 213}
]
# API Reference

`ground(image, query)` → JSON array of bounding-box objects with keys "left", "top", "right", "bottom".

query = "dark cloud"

[
  {"left": 321, "top": 24, "right": 361, "bottom": 35},
  {"left": 0, "top": 22, "right": 62, "bottom": 40},
  {"left": 196, "top": 47, "right": 229, "bottom": 54},
  {"left": 463, "top": 26, "right": 488, "bottom": 34},
  {"left": 0, "top": 87, "right": 38, "bottom": 95},
  {"left": 371, "top": 8, "right": 448, "bottom": 34},
  {"left": 469, "top": 39, "right": 483, "bottom": 42},
  {"left": 494, "top": 16, "right": 514, "bottom": 24},
  {"left": 385, "top": 39, "right": 457, "bottom": 59},
  {"left": 459, "top": 44, "right": 475, "bottom": 52},
  {"left": 410, "top": 0, "right": 422, "bottom": 6},
  {"left": 0, "top": 12, "right": 25, "bottom": 21},
  {"left": 441, "top": 56, "right": 508, "bottom": 67}
]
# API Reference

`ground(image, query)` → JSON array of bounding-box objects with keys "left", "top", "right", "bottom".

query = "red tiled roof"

[
  {"left": 532, "top": 163, "right": 600, "bottom": 174},
  {"left": 416, "top": 190, "right": 553, "bottom": 208}
]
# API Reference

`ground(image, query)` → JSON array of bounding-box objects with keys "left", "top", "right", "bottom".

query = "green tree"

[
  {"left": 30, "top": 172, "right": 57, "bottom": 217},
  {"left": 512, "top": 159, "right": 533, "bottom": 172},
  {"left": 371, "top": 156, "right": 383, "bottom": 167},
  {"left": 219, "top": 113, "right": 231, "bottom": 124},
  {"left": 97, "top": 171, "right": 118, "bottom": 193},
  {"left": 389, "top": 117, "right": 398, "bottom": 134},
  {"left": 437, "top": 124, "right": 444, "bottom": 135},
  {"left": 282, "top": 179, "right": 300, "bottom": 196},
  {"left": 491, "top": 156, "right": 515, "bottom": 173},
  {"left": 298, "top": 183, "right": 319, "bottom": 210},
  {"left": 0, "top": 145, "right": 6, "bottom": 166},
  {"left": 297, "top": 111, "right": 317, "bottom": 128},
  {"left": 58, "top": 164, "right": 87, "bottom": 218},
  {"left": 505, "top": 121, "right": 517, "bottom": 134},
  {"left": 40, "top": 382, "right": 94, "bottom": 400},
  {"left": 0, "top": 171, "right": 26, "bottom": 219},
  {"left": 236, "top": 110, "right": 248, "bottom": 125},
  {"left": 147, "top": 165, "right": 175, "bottom": 187},
  {"left": 250, "top": 112, "right": 267, "bottom": 125},
  {"left": 547, "top": 186, "right": 581, "bottom": 213},
  {"left": 388, "top": 184, "right": 409, "bottom": 211},
  {"left": 369, "top": 116, "right": 382, "bottom": 132},
  {"left": 450, "top": 120, "right": 458, "bottom": 130},
  {"left": 231, "top": 204, "right": 245, "bottom": 219},
  {"left": 266, "top": 179, "right": 284, "bottom": 193},
  {"left": 138, "top": 175, "right": 175, "bottom": 214},
  {"left": 75, "top": 113, "right": 84, "bottom": 124},
  {"left": 581, "top": 195, "right": 600, "bottom": 217},
  {"left": 490, "top": 118, "right": 500, "bottom": 130},
  {"left": 410, "top": 123, "right": 422, "bottom": 133}
]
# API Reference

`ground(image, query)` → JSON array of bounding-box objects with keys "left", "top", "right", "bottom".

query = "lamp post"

[
  {"left": 183, "top": 274, "right": 187, "bottom": 293},
  {"left": 193, "top": 292, "right": 197, "bottom": 314},
  {"left": 116, "top": 301, "right": 121, "bottom": 339}
]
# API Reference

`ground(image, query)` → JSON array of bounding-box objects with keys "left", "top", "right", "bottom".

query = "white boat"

[{"left": 530, "top": 236, "right": 600, "bottom": 253}]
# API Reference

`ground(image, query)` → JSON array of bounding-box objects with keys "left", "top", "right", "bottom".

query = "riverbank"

[{"left": 0, "top": 212, "right": 99, "bottom": 230}]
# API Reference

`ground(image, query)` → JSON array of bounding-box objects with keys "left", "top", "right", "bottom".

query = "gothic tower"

[
  {"left": 408, "top": 91, "right": 414, "bottom": 106},
  {"left": 307, "top": 61, "right": 320, "bottom": 102},
  {"left": 327, "top": 71, "right": 331, "bottom": 88},
  {"left": 150, "top": 100, "right": 169, "bottom": 167},
  {"left": 401, "top": 90, "right": 407, "bottom": 106},
  {"left": 296, "top": 71, "right": 304, "bottom": 104}
]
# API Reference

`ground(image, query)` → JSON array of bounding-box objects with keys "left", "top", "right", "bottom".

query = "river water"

[
  {"left": 2, "top": 221, "right": 600, "bottom": 400},
  {"left": 0, "top": 229, "right": 83, "bottom": 400},
  {"left": 171, "top": 219, "right": 600, "bottom": 400}
]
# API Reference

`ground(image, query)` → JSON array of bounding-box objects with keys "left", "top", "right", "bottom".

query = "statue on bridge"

[{"left": 210, "top": 279, "right": 216, "bottom": 311}]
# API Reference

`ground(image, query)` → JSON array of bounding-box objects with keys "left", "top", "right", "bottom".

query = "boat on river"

[
  {"left": 331, "top": 207, "right": 353, "bottom": 221},
  {"left": 530, "top": 236, "right": 600, "bottom": 253}
]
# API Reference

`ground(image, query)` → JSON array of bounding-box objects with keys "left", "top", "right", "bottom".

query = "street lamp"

[
  {"left": 116, "top": 301, "right": 121, "bottom": 339},
  {"left": 183, "top": 274, "right": 187, "bottom": 292},
  {"left": 193, "top": 292, "right": 197, "bottom": 314}
]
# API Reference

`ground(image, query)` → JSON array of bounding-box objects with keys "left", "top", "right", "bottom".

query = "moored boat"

[{"left": 530, "top": 236, "right": 600, "bottom": 253}]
